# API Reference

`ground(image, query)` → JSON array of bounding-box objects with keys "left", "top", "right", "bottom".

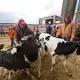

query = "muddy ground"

[{"left": 0, "top": 37, "right": 80, "bottom": 80}]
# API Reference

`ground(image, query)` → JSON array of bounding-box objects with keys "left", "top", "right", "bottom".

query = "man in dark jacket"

[{"left": 15, "top": 19, "right": 34, "bottom": 45}]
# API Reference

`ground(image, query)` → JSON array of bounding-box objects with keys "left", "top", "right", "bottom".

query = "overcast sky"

[{"left": 0, "top": 0, "right": 63, "bottom": 24}]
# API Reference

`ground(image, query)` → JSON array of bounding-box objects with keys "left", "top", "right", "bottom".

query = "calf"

[
  {"left": 0, "top": 35, "right": 41, "bottom": 80},
  {"left": 39, "top": 33, "right": 80, "bottom": 73}
]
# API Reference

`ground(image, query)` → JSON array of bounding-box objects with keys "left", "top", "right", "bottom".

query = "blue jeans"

[
  {"left": 11, "top": 39, "right": 15, "bottom": 47},
  {"left": 63, "top": 38, "right": 70, "bottom": 42}
]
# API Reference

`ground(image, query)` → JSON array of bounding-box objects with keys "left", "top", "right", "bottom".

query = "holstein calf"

[
  {"left": 0, "top": 35, "right": 41, "bottom": 80},
  {"left": 39, "top": 33, "right": 80, "bottom": 73}
]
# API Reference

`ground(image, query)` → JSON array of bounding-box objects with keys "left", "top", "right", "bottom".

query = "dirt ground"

[{"left": 1, "top": 37, "right": 80, "bottom": 80}]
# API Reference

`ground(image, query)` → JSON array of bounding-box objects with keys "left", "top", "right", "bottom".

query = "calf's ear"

[{"left": 44, "top": 45, "right": 48, "bottom": 51}]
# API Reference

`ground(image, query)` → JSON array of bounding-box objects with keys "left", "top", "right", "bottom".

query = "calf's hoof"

[
  {"left": 38, "top": 74, "right": 40, "bottom": 78},
  {"left": 67, "top": 72, "right": 72, "bottom": 77},
  {"left": 30, "top": 74, "right": 37, "bottom": 80},
  {"left": 8, "top": 75, "right": 12, "bottom": 80},
  {"left": 50, "top": 67, "right": 53, "bottom": 72}
]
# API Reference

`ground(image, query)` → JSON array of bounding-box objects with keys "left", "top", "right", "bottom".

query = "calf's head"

[
  {"left": 39, "top": 33, "right": 50, "bottom": 45},
  {"left": 39, "top": 33, "right": 51, "bottom": 51}
]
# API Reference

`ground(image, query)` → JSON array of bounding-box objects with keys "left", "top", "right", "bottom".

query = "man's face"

[
  {"left": 64, "top": 18, "right": 68, "bottom": 24},
  {"left": 20, "top": 23, "right": 25, "bottom": 28}
]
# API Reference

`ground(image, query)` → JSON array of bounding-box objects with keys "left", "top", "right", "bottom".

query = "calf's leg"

[
  {"left": 25, "top": 68, "right": 31, "bottom": 76},
  {"left": 59, "top": 55, "right": 68, "bottom": 73},
  {"left": 38, "top": 48, "right": 41, "bottom": 78},
  {"left": 25, "top": 68, "right": 37, "bottom": 80},
  {"left": 63, "top": 59, "right": 68, "bottom": 73},
  {"left": 51, "top": 55, "right": 57, "bottom": 72},
  {"left": 0, "top": 67, "right": 4, "bottom": 76},
  {"left": 8, "top": 71, "right": 13, "bottom": 80}
]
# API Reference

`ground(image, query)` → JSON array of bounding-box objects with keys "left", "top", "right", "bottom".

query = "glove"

[
  {"left": 21, "top": 36, "right": 29, "bottom": 41},
  {"left": 11, "top": 48, "right": 17, "bottom": 54},
  {"left": 21, "top": 35, "right": 33, "bottom": 41}
]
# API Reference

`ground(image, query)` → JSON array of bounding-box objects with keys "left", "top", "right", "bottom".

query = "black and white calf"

[
  {"left": 0, "top": 35, "right": 41, "bottom": 80},
  {"left": 39, "top": 33, "right": 80, "bottom": 73}
]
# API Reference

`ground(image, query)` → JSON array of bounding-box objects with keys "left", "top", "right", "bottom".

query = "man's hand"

[
  {"left": 16, "top": 43, "right": 22, "bottom": 46},
  {"left": 70, "top": 38, "right": 74, "bottom": 41}
]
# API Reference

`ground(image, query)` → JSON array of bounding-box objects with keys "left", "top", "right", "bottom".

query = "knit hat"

[{"left": 18, "top": 19, "right": 25, "bottom": 25}]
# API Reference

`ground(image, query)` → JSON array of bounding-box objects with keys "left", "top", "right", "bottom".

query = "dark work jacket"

[{"left": 15, "top": 24, "right": 34, "bottom": 43}]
